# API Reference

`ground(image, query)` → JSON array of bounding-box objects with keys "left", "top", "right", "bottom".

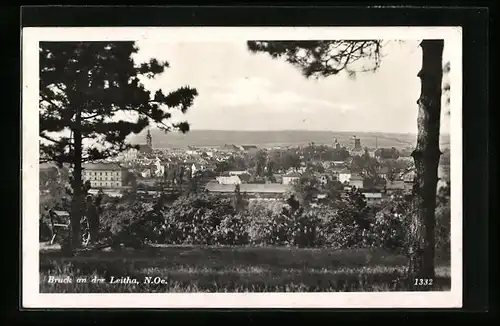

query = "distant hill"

[{"left": 131, "top": 129, "right": 450, "bottom": 150}]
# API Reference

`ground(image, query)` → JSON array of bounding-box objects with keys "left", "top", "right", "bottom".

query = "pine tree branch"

[
  {"left": 81, "top": 113, "right": 101, "bottom": 120},
  {"left": 129, "top": 106, "right": 174, "bottom": 130},
  {"left": 40, "top": 133, "right": 72, "bottom": 146},
  {"left": 40, "top": 94, "right": 62, "bottom": 109}
]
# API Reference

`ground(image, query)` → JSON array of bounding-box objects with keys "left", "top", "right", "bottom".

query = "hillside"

[{"left": 131, "top": 129, "right": 451, "bottom": 150}]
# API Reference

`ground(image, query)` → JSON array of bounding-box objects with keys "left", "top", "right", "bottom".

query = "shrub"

[
  {"left": 246, "top": 206, "right": 277, "bottom": 246},
  {"left": 214, "top": 213, "right": 250, "bottom": 245},
  {"left": 361, "top": 194, "right": 414, "bottom": 254},
  {"left": 289, "top": 208, "right": 324, "bottom": 248},
  {"left": 246, "top": 206, "right": 325, "bottom": 248},
  {"left": 322, "top": 217, "right": 365, "bottom": 249},
  {"left": 247, "top": 200, "right": 284, "bottom": 214},
  {"left": 369, "top": 211, "right": 410, "bottom": 254},
  {"left": 260, "top": 210, "right": 294, "bottom": 246},
  {"left": 39, "top": 219, "right": 52, "bottom": 242},
  {"left": 100, "top": 202, "right": 151, "bottom": 234},
  {"left": 435, "top": 203, "right": 450, "bottom": 260},
  {"left": 162, "top": 194, "right": 236, "bottom": 245},
  {"left": 99, "top": 201, "right": 159, "bottom": 248},
  {"left": 316, "top": 189, "right": 375, "bottom": 249},
  {"left": 435, "top": 182, "right": 451, "bottom": 260},
  {"left": 313, "top": 208, "right": 341, "bottom": 247},
  {"left": 72, "top": 187, "right": 449, "bottom": 257}
]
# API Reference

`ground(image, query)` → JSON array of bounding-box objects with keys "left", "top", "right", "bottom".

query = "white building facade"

[{"left": 83, "top": 163, "right": 126, "bottom": 189}]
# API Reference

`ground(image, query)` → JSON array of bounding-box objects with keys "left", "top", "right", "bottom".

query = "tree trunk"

[
  {"left": 408, "top": 40, "right": 444, "bottom": 290},
  {"left": 70, "top": 109, "right": 83, "bottom": 250}
]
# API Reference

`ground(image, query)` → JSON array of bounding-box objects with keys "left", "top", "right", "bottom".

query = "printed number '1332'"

[{"left": 414, "top": 278, "right": 433, "bottom": 286}]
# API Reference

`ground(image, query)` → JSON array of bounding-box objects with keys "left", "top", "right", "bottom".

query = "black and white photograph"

[{"left": 22, "top": 26, "right": 462, "bottom": 308}]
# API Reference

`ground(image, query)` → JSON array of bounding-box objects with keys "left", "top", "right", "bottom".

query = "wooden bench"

[
  {"left": 49, "top": 210, "right": 71, "bottom": 245},
  {"left": 49, "top": 209, "right": 92, "bottom": 246}
]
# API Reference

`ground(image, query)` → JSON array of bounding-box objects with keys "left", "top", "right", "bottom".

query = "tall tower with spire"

[
  {"left": 333, "top": 137, "right": 340, "bottom": 149},
  {"left": 146, "top": 129, "right": 152, "bottom": 148}
]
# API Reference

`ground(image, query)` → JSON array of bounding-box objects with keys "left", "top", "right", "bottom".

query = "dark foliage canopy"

[
  {"left": 40, "top": 41, "right": 198, "bottom": 166},
  {"left": 247, "top": 40, "right": 383, "bottom": 79}
]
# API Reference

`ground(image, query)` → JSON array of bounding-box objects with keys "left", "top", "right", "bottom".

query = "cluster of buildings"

[
  {"left": 42, "top": 130, "right": 449, "bottom": 206},
  {"left": 201, "top": 164, "right": 417, "bottom": 205},
  {"left": 76, "top": 131, "right": 268, "bottom": 197}
]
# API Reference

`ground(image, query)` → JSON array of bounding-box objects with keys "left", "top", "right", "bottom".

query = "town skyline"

[
  {"left": 135, "top": 127, "right": 451, "bottom": 136},
  {"left": 129, "top": 129, "right": 450, "bottom": 151}
]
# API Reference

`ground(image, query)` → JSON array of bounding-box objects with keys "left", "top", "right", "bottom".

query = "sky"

[{"left": 130, "top": 40, "right": 451, "bottom": 135}]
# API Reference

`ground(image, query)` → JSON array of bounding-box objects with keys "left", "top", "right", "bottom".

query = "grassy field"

[{"left": 39, "top": 244, "right": 451, "bottom": 293}]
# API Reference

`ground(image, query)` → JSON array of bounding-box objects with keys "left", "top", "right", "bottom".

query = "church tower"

[
  {"left": 333, "top": 137, "right": 340, "bottom": 149},
  {"left": 146, "top": 129, "right": 152, "bottom": 148}
]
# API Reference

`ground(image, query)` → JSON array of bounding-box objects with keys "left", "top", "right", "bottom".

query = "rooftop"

[
  {"left": 223, "top": 144, "right": 240, "bottom": 150},
  {"left": 350, "top": 174, "right": 364, "bottom": 181},
  {"left": 403, "top": 170, "right": 416, "bottom": 182},
  {"left": 39, "top": 162, "right": 70, "bottom": 170},
  {"left": 39, "top": 162, "right": 58, "bottom": 170},
  {"left": 228, "top": 170, "right": 250, "bottom": 175},
  {"left": 241, "top": 145, "right": 258, "bottom": 150},
  {"left": 83, "top": 163, "right": 123, "bottom": 170},
  {"left": 386, "top": 180, "right": 405, "bottom": 190},
  {"left": 135, "top": 144, "right": 153, "bottom": 151},
  {"left": 363, "top": 192, "right": 383, "bottom": 198},
  {"left": 205, "top": 183, "right": 290, "bottom": 194},
  {"left": 216, "top": 175, "right": 241, "bottom": 181}
]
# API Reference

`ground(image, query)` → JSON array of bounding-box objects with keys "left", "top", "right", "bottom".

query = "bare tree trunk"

[
  {"left": 408, "top": 39, "right": 444, "bottom": 290},
  {"left": 70, "top": 107, "right": 83, "bottom": 250}
]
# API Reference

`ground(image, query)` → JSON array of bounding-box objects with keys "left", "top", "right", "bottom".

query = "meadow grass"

[{"left": 39, "top": 244, "right": 451, "bottom": 293}]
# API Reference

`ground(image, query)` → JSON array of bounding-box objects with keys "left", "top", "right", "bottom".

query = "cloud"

[
  {"left": 210, "top": 76, "right": 355, "bottom": 114},
  {"left": 132, "top": 41, "right": 450, "bottom": 134}
]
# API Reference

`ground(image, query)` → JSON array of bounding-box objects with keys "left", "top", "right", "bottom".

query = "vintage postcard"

[{"left": 22, "top": 26, "right": 462, "bottom": 308}]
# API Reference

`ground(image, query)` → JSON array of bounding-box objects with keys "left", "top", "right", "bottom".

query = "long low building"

[
  {"left": 205, "top": 183, "right": 291, "bottom": 200},
  {"left": 88, "top": 188, "right": 123, "bottom": 198}
]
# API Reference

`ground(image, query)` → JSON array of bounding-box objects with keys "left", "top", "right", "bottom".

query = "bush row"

[{"left": 92, "top": 191, "right": 450, "bottom": 256}]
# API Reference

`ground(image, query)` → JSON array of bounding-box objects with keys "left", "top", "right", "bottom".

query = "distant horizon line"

[{"left": 147, "top": 128, "right": 450, "bottom": 136}]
